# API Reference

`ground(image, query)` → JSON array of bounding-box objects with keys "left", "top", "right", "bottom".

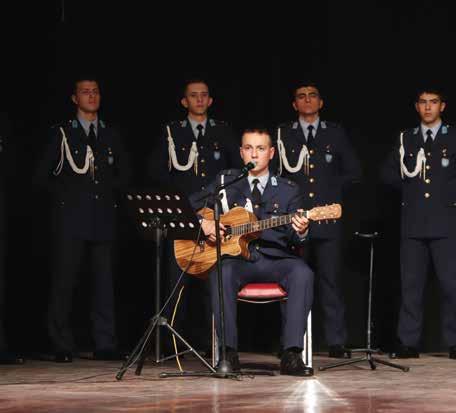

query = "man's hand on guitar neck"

[
  {"left": 201, "top": 219, "right": 226, "bottom": 243},
  {"left": 291, "top": 209, "right": 309, "bottom": 236}
]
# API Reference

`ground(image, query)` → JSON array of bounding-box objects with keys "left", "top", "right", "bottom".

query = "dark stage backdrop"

[{"left": 1, "top": 1, "right": 454, "bottom": 354}]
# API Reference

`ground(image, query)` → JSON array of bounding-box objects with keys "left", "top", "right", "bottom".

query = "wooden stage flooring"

[{"left": 0, "top": 352, "right": 454, "bottom": 412}]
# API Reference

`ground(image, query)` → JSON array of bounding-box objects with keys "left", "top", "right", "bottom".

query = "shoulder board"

[
  {"left": 219, "top": 169, "right": 238, "bottom": 176},
  {"left": 276, "top": 176, "right": 297, "bottom": 187},
  {"left": 50, "top": 120, "right": 75, "bottom": 130},
  {"left": 322, "top": 121, "right": 342, "bottom": 129},
  {"left": 277, "top": 121, "right": 296, "bottom": 129},
  {"left": 400, "top": 127, "right": 418, "bottom": 136},
  {"left": 165, "top": 119, "right": 188, "bottom": 129},
  {"left": 209, "top": 119, "right": 228, "bottom": 127}
]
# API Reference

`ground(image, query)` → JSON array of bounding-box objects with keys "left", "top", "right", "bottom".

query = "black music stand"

[
  {"left": 319, "top": 232, "right": 409, "bottom": 372},
  {"left": 116, "top": 189, "right": 217, "bottom": 380}
]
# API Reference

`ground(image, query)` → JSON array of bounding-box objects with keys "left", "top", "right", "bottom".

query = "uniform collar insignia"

[
  {"left": 71, "top": 119, "right": 78, "bottom": 128},
  {"left": 292, "top": 122, "right": 298, "bottom": 129},
  {"left": 209, "top": 119, "right": 216, "bottom": 127},
  {"left": 271, "top": 176, "right": 278, "bottom": 186},
  {"left": 99, "top": 120, "right": 106, "bottom": 129},
  {"left": 181, "top": 119, "right": 188, "bottom": 127},
  {"left": 320, "top": 121, "right": 327, "bottom": 129},
  {"left": 442, "top": 125, "right": 449, "bottom": 134},
  {"left": 413, "top": 127, "right": 419, "bottom": 135}
]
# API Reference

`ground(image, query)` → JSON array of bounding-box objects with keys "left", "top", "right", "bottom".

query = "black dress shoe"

[
  {"left": 280, "top": 349, "right": 314, "bottom": 377},
  {"left": 55, "top": 352, "right": 73, "bottom": 363},
  {"left": 328, "top": 345, "right": 352, "bottom": 359},
  {"left": 0, "top": 351, "right": 25, "bottom": 365},
  {"left": 389, "top": 345, "right": 419, "bottom": 359},
  {"left": 449, "top": 345, "right": 456, "bottom": 359},
  {"left": 217, "top": 348, "right": 240, "bottom": 372},
  {"left": 93, "top": 349, "right": 125, "bottom": 361}
]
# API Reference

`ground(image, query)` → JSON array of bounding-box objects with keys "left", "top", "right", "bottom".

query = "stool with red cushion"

[{"left": 212, "top": 282, "right": 312, "bottom": 368}]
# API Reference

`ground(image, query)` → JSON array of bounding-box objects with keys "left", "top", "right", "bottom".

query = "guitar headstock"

[{"left": 307, "top": 203, "right": 342, "bottom": 221}]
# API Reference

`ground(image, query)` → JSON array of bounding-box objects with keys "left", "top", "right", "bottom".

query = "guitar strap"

[
  {"left": 219, "top": 174, "right": 229, "bottom": 213},
  {"left": 219, "top": 173, "right": 254, "bottom": 213}
]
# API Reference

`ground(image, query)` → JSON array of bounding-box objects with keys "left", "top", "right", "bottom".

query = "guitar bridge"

[{"left": 199, "top": 240, "right": 205, "bottom": 252}]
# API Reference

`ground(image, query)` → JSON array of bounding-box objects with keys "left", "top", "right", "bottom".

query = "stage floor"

[{"left": 0, "top": 352, "right": 454, "bottom": 412}]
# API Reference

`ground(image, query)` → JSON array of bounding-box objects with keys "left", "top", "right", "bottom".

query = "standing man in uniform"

[
  {"left": 0, "top": 113, "right": 24, "bottom": 364},
  {"left": 190, "top": 128, "right": 314, "bottom": 376},
  {"left": 148, "top": 79, "right": 240, "bottom": 354},
  {"left": 35, "top": 76, "right": 130, "bottom": 362},
  {"left": 276, "top": 81, "right": 362, "bottom": 358},
  {"left": 382, "top": 87, "right": 456, "bottom": 359}
]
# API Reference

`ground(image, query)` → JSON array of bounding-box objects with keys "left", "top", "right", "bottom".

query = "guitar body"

[{"left": 174, "top": 207, "right": 260, "bottom": 279}]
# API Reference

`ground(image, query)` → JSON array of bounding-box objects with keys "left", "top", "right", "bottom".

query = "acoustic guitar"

[{"left": 174, "top": 204, "right": 341, "bottom": 278}]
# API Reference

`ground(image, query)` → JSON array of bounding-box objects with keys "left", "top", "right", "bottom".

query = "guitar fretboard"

[{"left": 230, "top": 211, "right": 306, "bottom": 236}]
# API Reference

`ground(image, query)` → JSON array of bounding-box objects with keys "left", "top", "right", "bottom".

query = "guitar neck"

[{"left": 231, "top": 211, "right": 306, "bottom": 236}]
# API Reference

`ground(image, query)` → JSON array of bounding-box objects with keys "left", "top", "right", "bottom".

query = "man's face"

[
  {"left": 240, "top": 132, "right": 275, "bottom": 176},
  {"left": 72, "top": 81, "right": 101, "bottom": 114},
  {"left": 292, "top": 86, "right": 323, "bottom": 117},
  {"left": 415, "top": 93, "right": 446, "bottom": 126},
  {"left": 181, "top": 82, "right": 213, "bottom": 117}
]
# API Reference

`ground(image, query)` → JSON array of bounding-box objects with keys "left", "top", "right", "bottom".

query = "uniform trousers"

[
  {"left": 209, "top": 254, "right": 314, "bottom": 350},
  {"left": 47, "top": 237, "right": 116, "bottom": 352},
  {"left": 398, "top": 237, "right": 456, "bottom": 347}
]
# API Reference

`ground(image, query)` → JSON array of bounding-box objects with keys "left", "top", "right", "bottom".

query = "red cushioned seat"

[{"left": 238, "top": 283, "right": 287, "bottom": 300}]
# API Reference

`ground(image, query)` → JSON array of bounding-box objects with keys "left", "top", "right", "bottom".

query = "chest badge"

[
  {"left": 441, "top": 148, "right": 449, "bottom": 167},
  {"left": 108, "top": 147, "right": 114, "bottom": 165},
  {"left": 271, "top": 176, "right": 278, "bottom": 186},
  {"left": 213, "top": 142, "right": 220, "bottom": 160},
  {"left": 325, "top": 153, "right": 333, "bottom": 163}
]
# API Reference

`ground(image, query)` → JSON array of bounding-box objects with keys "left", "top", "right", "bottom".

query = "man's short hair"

[
  {"left": 291, "top": 80, "right": 322, "bottom": 99},
  {"left": 72, "top": 75, "right": 100, "bottom": 94},
  {"left": 182, "top": 78, "right": 210, "bottom": 97},
  {"left": 241, "top": 127, "right": 273, "bottom": 146},
  {"left": 415, "top": 86, "right": 446, "bottom": 103}
]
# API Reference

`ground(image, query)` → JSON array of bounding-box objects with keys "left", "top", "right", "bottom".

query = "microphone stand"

[
  {"left": 193, "top": 167, "right": 253, "bottom": 376},
  {"left": 159, "top": 166, "right": 275, "bottom": 378}
]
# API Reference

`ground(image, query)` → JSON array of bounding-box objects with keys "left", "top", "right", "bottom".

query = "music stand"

[
  {"left": 116, "top": 188, "right": 217, "bottom": 380},
  {"left": 319, "top": 232, "right": 409, "bottom": 372}
]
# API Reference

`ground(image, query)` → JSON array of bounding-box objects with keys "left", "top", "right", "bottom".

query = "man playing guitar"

[{"left": 188, "top": 128, "right": 314, "bottom": 376}]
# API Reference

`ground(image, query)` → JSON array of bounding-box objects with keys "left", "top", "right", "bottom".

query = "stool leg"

[{"left": 302, "top": 310, "right": 312, "bottom": 368}]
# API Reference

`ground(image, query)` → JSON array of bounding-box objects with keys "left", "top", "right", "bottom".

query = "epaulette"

[
  {"left": 322, "top": 121, "right": 342, "bottom": 129},
  {"left": 277, "top": 121, "right": 296, "bottom": 129},
  {"left": 210, "top": 119, "right": 228, "bottom": 127},
  {"left": 219, "top": 169, "right": 238, "bottom": 176},
  {"left": 276, "top": 176, "right": 297, "bottom": 187},
  {"left": 166, "top": 119, "right": 188, "bottom": 128},
  {"left": 50, "top": 120, "right": 72, "bottom": 129}
]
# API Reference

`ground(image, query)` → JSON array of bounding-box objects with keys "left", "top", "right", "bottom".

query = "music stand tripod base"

[
  {"left": 318, "top": 349, "right": 410, "bottom": 372},
  {"left": 318, "top": 232, "right": 409, "bottom": 373}
]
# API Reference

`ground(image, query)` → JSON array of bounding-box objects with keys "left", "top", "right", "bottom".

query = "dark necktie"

[
  {"left": 196, "top": 124, "right": 204, "bottom": 140},
  {"left": 251, "top": 178, "right": 262, "bottom": 206},
  {"left": 88, "top": 123, "right": 97, "bottom": 148},
  {"left": 307, "top": 125, "right": 315, "bottom": 148},
  {"left": 424, "top": 129, "right": 433, "bottom": 154}
]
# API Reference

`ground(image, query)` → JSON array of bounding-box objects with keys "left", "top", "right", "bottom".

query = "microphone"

[{"left": 239, "top": 161, "right": 257, "bottom": 175}]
